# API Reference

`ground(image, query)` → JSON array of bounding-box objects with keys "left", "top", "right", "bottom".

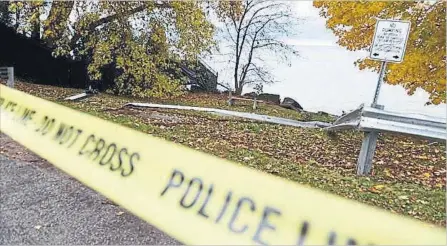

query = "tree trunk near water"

[{"left": 235, "top": 86, "right": 243, "bottom": 95}]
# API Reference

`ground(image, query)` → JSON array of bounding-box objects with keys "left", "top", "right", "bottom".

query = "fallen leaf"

[
  {"left": 369, "top": 184, "right": 386, "bottom": 194},
  {"left": 369, "top": 188, "right": 380, "bottom": 194},
  {"left": 384, "top": 168, "right": 393, "bottom": 178},
  {"left": 417, "top": 200, "right": 429, "bottom": 205},
  {"left": 243, "top": 156, "right": 253, "bottom": 161},
  {"left": 34, "top": 225, "right": 42, "bottom": 230},
  {"left": 12, "top": 80, "right": 446, "bottom": 226}
]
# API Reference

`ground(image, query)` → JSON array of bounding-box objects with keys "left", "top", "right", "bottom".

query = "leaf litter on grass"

[{"left": 12, "top": 81, "right": 447, "bottom": 226}]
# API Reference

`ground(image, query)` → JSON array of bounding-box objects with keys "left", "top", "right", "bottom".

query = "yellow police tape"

[{"left": 0, "top": 84, "right": 445, "bottom": 245}]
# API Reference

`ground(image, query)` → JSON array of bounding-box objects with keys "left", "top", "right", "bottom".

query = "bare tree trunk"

[
  {"left": 235, "top": 85, "right": 243, "bottom": 95},
  {"left": 234, "top": 59, "right": 239, "bottom": 93},
  {"left": 69, "top": 2, "right": 169, "bottom": 50},
  {"left": 220, "top": 0, "right": 297, "bottom": 95},
  {"left": 233, "top": 16, "right": 241, "bottom": 94},
  {"left": 31, "top": 16, "right": 40, "bottom": 40}
]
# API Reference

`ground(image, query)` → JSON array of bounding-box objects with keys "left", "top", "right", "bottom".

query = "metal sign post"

[
  {"left": 371, "top": 62, "right": 387, "bottom": 108},
  {"left": 355, "top": 19, "right": 411, "bottom": 175}
]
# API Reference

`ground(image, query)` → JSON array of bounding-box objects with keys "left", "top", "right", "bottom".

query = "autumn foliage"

[
  {"left": 314, "top": 1, "right": 446, "bottom": 105},
  {"left": 0, "top": 1, "right": 234, "bottom": 97}
]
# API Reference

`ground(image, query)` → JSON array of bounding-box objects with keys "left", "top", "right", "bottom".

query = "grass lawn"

[{"left": 7, "top": 81, "right": 447, "bottom": 226}]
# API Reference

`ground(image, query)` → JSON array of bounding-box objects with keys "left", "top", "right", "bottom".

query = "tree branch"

[
  {"left": 70, "top": 2, "right": 169, "bottom": 48},
  {"left": 219, "top": 0, "right": 295, "bottom": 93},
  {"left": 217, "top": 82, "right": 231, "bottom": 90}
]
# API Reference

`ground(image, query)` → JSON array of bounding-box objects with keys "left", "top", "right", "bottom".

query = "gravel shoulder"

[{"left": 0, "top": 134, "right": 179, "bottom": 245}]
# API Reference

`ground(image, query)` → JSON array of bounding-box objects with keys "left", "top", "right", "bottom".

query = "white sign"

[{"left": 369, "top": 20, "right": 411, "bottom": 63}]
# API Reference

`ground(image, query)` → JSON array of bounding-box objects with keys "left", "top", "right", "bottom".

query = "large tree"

[
  {"left": 217, "top": 0, "right": 298, "bottom": 95},
  {"left": 314, "top": 1, "right": 446, "bottom": 105},
  {"left": 2, "top": 1, "right": 234, "bottom": 97}
]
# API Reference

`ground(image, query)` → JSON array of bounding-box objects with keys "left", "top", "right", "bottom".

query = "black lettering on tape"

[
  {"left": 296, "top": 221, "right": 309, "bottom": 246},
  {"left": 161, "top": 169, "right": 185, "bottom": 196},
  {"left": 20, "top": 108, "right": 35, "bottom": 125},
  {"left": 13, "top": 105, "right": 22, "bottom": 120},
  {"left": 325, "top": 230, "right": 360, "bottom": 245},
  {"left": 228, "top": 197, "right": 255, "bottom": 234},
  {"left": 215, "top": 191, "right": 232, "bottom": 223},
  {"left": 40, "top": 118, "right": 55, "bottom": 136},
  {"left": 77, "top": 136, "right": 136, "bottom": 176},
  {"left": 54, "top": 123, "right": 68, "bottom": 141},
  {"left": 36, "top": 116, "right": 48, "bottom": 132},
  {"left": 253, "top": 206, "right": 281, "bottom": 245},
  {"left": 121, "top": 152, "right": 138, "bottom": 177},
  {"left": 180, "top": 178, "right": 203, "bottom": 208},
  {"left": 0, "top": 97, "right": 5, "bottom": 107},
  {"left": 99, "top": 143, "right": 117, "bottom": 166},
  {"left": 327, "top": 231, "right": 336, "bottom": 246},
  {"left": 79, "top": 134, "right": 95, "bottom": 155},
  {"left": 5, "top": 101, "right": 17, "bottom": 112},
  {"left": 67, "top": 129, "right": 83, "bottom": 148},
  {"left": 37, "top": 116, "right": 56, "bottom": 135},
  {"left": 347, "top": 238, "right": 357, "bottom": 245},
  {"left": 89, "top": 138, "right": 105, "bottom": 161},
  {"left": 116, "top": 148, "right": 128, "bottom": 172},
  {"left": 20, "top": 108, "right": 31, "bottom": 118},
  {"left": 59, "top": 126, "right": 74, "bottom": 145},
  {"left": 198, "top": 184, "right": 214, "bottom": 218}
]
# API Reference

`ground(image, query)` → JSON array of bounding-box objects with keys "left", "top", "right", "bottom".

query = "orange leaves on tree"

[{"left": 314, "top": 1, "right": 446, "bottom": 105}]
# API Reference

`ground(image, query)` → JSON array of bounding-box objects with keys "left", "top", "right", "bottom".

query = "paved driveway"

[{"left": 0, "top": 153, "right": 179, "bottom": 245}]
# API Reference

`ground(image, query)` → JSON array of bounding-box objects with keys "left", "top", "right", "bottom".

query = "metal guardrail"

[
  {"left": 64, "top": 92, "right": 91, "bottom": 101},
  {"left": 125, "top": 103, "right": 332, "bottom": 128},
  {"left": 327, "top": 104, "right": 446, "bottom": 141},
  {"left": 326, "top": 104, "right": 446, "bottom": 175},
  {"left": 64, "top": 86, "right": 98, "bottom": 101},
  {"left": 0, "top": 67, "right": 14, "bottom": 88}
]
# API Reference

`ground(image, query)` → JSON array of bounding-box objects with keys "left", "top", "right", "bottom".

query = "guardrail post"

[
  {"left": 7, "top": 67, "right": 14, "bottom": 88},
  {"left": 253, "top": 97, "right": 257, "bottom": 110},
  {"left": 357, "top": 131, "right": 378, "bottom": 175},
  {"left": 228, "top": 91, "right": 234, "bottom": 106}
]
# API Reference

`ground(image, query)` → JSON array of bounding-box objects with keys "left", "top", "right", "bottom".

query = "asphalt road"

[{"left": 0, "top": 155, "right": 180, "bottom": 245}]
